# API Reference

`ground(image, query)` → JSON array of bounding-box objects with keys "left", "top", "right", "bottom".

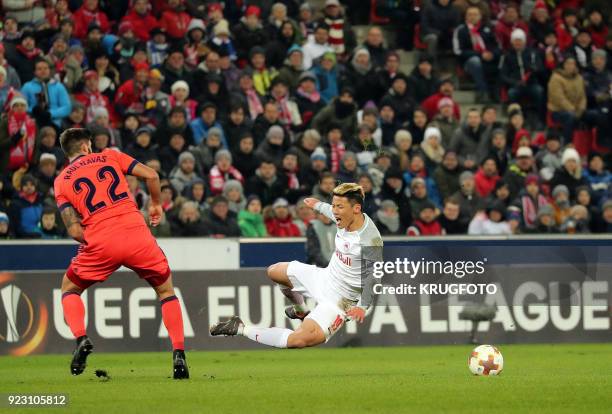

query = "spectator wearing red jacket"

[
  {"left": 160, "top": 0, "right": 192, "bottom": 43},
  {"left": 121, "top": 0, "right": 159, "bottom": 42},
  {"left": 73, "top": 0, "right": 110, "bottom": 39},
  {"left": 495, "top": 3, "right": 529, "bottom": 51},
  {"left": 421, "top": 80, "right": 460, "bottom": 120},
  {"left": 265, "top": 198, "right": 302, "bottom": 237},
  {"left": 555, "top": 8, "right": 579, "bottom": 52},
  {"left": 74, "top": 70, "right": 118, "bottom": 126},
  {"left": 474, "top": 157, "right": 501, "bottom": 197},
  {"left": 209, "top": 149, "right": 244, "bottom": 195},
  {"left": 114, "top": 62, "right": 149, "bottom": 116},
  {"left": 406, "top": 202, "right": 443, "bottom": 236}
]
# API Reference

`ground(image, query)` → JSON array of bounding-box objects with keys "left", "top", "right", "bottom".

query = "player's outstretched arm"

[
  {"left": 131, "top": 163, "right": 162, "bottom": 226},
  {"left": 61, "top": 206, "right": 85, "bottom": 243},
  {"left": 304, "top": 197, "right": 336, "bottom": 223}
]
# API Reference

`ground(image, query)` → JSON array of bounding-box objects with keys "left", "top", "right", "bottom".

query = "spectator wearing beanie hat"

[
  {"left": 209, "top": 149, "right": 244, "bottom": 196},
  {"left": 420, "top": 126, "right": 445, "bottom": 171},
  {"left": 301, "top": 146, "right": 328, "bottom": 192},
  {"left": 232, "top": 5, "right": 269, "bottom": 64},
  {"left": 551, "top": 184, "right": 572, "bottom": 225},
  {"left": 169, "top": 80, "right": 198, "bottom": 122},
  {"left": 499, "top": 28, "right": 546, "bottom": 123},
  {"left": 278, "top": 45, "right": 306, "bottom": 92},
  {"left": 295, "top": 71, "right": 325, "bottom": 128},
  {"left": 503, "top": 145, "right": 535, "bottom": 199},
  {"left": 255, "top": 125, "right": 287, "bottom": 166},
  {"left": 0, "top": 93, "right": 37, "bottom": 173},
  {"left": 311, "top": 51, "right": 339, "bottom": 104},
  {"left": 238, "top": 195, "right": 267, "bottom": 237},
  {"left": 232, "top": 132, "right": 259, "bottom": 178},
  {"left": 528, "top": 0, "right": 553, "bottom": 48},
  {"left": 550, "top": 147, "right": 587, "bottom": 201},
  {"left": 430, "top": 97, "right": 459, "bottom": 148},
  {"left": 169, "top": 151, "right": 200, "bottom": 194},
  {"left": 222, "top": 179, "right": 246, "bottom": 214},
  {"left": 209, "top": 19, "right": 237, "bottom": 63},
  {"left": 33, "top": 153, "right": 58, "bottom": 199}
]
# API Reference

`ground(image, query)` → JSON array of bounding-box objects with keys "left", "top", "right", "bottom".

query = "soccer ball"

[{"left": 468, "top": 344, "right": 503, "bottom": 376}]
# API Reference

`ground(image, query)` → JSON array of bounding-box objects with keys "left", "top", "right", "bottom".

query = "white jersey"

[{"left": 314, "top": 202, "right": 383, "bottom": 302}]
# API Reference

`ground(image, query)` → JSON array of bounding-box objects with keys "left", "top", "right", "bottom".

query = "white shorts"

[{"left": 286, "top": 260, "right": 355, "bottom": 340}]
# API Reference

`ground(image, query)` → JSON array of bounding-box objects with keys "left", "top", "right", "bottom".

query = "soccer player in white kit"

[{"left": 210, "top": 183, "right": 383, "bottom": 348}]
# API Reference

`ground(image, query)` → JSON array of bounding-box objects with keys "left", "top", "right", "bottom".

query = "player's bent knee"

[{"left": 267, "top": 262, "right": 289, "bottom": 283}]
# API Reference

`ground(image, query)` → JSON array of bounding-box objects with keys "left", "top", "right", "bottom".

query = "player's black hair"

[{"left": 59, "top": 128, "right": 91, "bottom": 157}]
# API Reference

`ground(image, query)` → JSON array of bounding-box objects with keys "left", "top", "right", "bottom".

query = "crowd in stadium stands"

[{"left": 0, "top": 0, "right": 612, "bottom": 243}]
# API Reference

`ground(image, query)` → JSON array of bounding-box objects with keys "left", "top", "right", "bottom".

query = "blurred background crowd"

[{"left": 0, "top": 0, "right": 611, "bottom": 250}]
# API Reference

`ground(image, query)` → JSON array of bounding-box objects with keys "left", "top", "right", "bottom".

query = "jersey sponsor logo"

[
  {"left": 335, "top": 249, "right": 352, "bottom": 266},
  {"left": 343, "top": 241, "right": 350, "bottom": 251}
]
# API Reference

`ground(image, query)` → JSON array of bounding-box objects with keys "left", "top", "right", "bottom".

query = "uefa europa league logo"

[
  {"left": 0, "top": 285, "right": 28, "bottom": 343},
  {"left": 0, "top": 273, "right": 49, "bottom": 355}
]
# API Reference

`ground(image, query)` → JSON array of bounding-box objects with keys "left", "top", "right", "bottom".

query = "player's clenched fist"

[
  {"left": 303, "top": 198, "right": 320, "bottom": 209},
  {"left": 149, "top": 203, "right": 163, "bottom": 227}
]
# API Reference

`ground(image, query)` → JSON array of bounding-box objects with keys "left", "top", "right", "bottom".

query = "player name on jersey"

[{"left": 62, "top": 155, "right": 109, "bottom": 180}]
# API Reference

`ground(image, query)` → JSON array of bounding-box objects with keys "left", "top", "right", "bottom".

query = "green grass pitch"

[{"left": 1, "top": 343, "right": 611, "bottom": 413}]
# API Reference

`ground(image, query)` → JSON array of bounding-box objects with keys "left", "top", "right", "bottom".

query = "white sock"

[
  {"left": 279, "top": 285, "right": 308, "bottom": 313},
  {"left": 242, "top": 326, "right": 293, "bottom": 348}
]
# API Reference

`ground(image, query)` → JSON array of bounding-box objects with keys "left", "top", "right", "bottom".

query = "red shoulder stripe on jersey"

[
  {"left": 127, "top": 159, "right": 140, "bottom": 175},
  {"left": 58, "top": 202, "right": 74, "bottom": 211}
]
